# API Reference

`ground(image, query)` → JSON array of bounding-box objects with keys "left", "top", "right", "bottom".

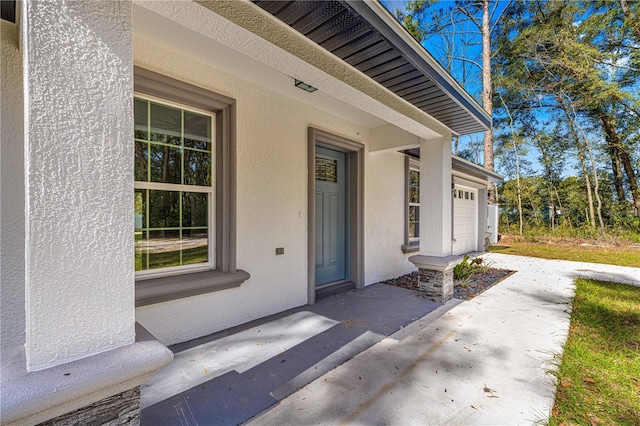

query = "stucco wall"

[
  {"left": 22, "top": 1, "right": 135, "bottom": 371},
  {"left": 133, "top": 37, "right": 386, "bottom": 345},
  {"left": 1, "top": 20, "right": 26, "bottom": 363},
  {"left": 365, "top": 152, "right": 416, "bottom": 284}
]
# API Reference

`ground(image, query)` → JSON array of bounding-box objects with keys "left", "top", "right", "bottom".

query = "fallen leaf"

[
  {"left": 483, "top": 386, "right": 495, "bottom": 393},
  {"left": 203, "top": 369, "right": 207, "bottom": 374},
  {"left": 560, "top": 379, "right": 572, "bottom": 388},
  {"left": 584, "top": 377, "right": 595, "bottom": 384}
]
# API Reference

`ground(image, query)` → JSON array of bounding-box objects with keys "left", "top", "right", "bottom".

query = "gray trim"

[
  {"left": 452, "top": 175, "right": 489, "bottom": 190},
  {"left": 252, "top": 1, "right": 489, "bottom": 135},
  {"left": 136, "top": 270, "right": 251, "bottom": 307},
  {"left": 452, "top": 155, "right": 503, "bottom": 183},
  {"left": 346, "top": 1, "right": 491, "bottom": 131},
  {"left": 134, "top": 67, "right": 246, "bottom": 306},
  {"left": 401, "top": 244, "right": 419, "bottom": 254},
  {"left": 308, "top": 128, "right": 365, "bottom": 305}
]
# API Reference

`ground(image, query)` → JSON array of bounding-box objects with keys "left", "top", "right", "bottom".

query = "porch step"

[{"left": 315, "top": 281, "right": 356, "bottom": 300}]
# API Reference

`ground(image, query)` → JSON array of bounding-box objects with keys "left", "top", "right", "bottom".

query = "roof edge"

[
  {"left": 347, "top": 0, "right": 492, "bottom": 133},
  {"left": 452, "top": 155, "right": 503, "bottom": 183}
]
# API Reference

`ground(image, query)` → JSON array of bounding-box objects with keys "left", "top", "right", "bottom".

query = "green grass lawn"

[
  {"left": 550, "top": 278, "right": 640, "bottom": 425},
  {"left": 489, "top": 237, "right": 640, "bottom": 267}
]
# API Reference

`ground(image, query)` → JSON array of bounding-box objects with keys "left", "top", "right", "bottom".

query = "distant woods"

[{"left": 395, "top": 0, "right": 640, "bottom": 241}]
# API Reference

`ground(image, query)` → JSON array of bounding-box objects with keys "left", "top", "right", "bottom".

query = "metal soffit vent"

[{"left": 252, "top": 0, "right": 490, "bottom": 136}]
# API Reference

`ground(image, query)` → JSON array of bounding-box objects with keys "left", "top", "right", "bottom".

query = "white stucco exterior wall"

[
  {"left": 134, "top": 37, "right": 374, "bottom": 345},
  {"left": 365, "top": 152, "right": 417, "bottom": 284},
  {"left": 1, "top": 20, "right": 26, "bottom": 362},
  {"left": 22, "top": 1, "right": 135, "bottom": 371},
  {"left": 419, "top": 137, "right": 453, "bottom": 257}
]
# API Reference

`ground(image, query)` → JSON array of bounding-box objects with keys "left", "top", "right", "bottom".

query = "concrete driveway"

[{"left": 249, "top": 253, "right": 640, "bottom": 425}]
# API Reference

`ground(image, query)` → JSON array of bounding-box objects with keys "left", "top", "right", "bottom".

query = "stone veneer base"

[
  {"left": 418, "top": 268, "right": 454, "bottom": 303},
  {"left": 37, "top": 387, "right": 140, "bottom": 426}
]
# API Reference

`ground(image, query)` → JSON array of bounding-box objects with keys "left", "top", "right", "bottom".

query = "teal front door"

[{"left": 315, "top": 146, "right": 347, "bottom": 286}]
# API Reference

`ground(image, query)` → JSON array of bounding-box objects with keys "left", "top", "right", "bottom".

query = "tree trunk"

[
  {"left": 596, "top": 110, "right": 640, "bottom": 211},
  {"left": 481, "top": 0, "right": 494, "bottom": 203},
  {"left": 561, "top": 102, "right": 596, "bottom": 228},
  {"left": 578, "top": 149, "right": 596, "bottom": 228},
  {"left": 607, "top": 139, "right": 626, "bottom": 203},
  {"left": 549, "top": 186, "right": 555, "bottom": 231},
  {"left": 569, "top": 106, "right": 606, "bottom": 238},
  {"left": 619, "top": 149, "right": 640, "bottom": 215},
  {"left": 598, "top": 110, "right": 640, "bottom": 215}
]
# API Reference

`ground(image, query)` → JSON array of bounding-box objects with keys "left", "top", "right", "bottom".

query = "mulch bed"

[{"left": 381, "top": 268, "right": 516, "bottom": 301}]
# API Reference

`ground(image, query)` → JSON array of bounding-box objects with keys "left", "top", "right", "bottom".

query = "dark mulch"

[{"left": 381, "top": 268, "right": 516, "bottom": 301}]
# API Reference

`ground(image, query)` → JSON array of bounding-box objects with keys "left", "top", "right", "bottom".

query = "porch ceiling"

[{"left": 252, "top": 0, "right": 491, "bottom": 136}]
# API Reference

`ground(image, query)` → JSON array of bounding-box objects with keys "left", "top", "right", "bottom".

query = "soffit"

[
  {"left": 404, "top": 149, "right": 503, "bottom": 183},
  {"left": 252, "top": 0, "right": 491, "bottom": 136}
]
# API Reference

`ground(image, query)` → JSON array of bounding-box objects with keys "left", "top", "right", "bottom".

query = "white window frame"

[
  {"left": 408, "top": 164, "right": 420, "bottom": 243},
  {"left": 134, "top": 93, "right": 216, "bottom": 280},
  {"left": 402, "top": 156, "right": 421, "bottom": 253}
]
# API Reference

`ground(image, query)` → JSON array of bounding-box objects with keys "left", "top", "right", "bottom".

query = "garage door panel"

[{"left": 453, "top": 185, "right": 478, "bottom": 255}]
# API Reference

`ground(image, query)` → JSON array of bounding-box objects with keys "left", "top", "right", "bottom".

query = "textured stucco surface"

[
  {"left": 195, "top": 0, "right": 447, "bottom": 138},
  {"left": 365, "top": 152, "right": 416, "bottom": 285},
  {"left": 137, "top": 1, "right": 443, "bottom": 141},
  {"left": 23, "top": 1, "right": 135, "bottom": 371},
  {"left": 131, "top": 2, "right": 457, "bottom": 345},
  {"left": 1, "top": 21, "right": 26, "bottom": 360},
  {"left": 133, "top": 36, "right": 377, "bottom": 345},
  {"left": 419, "top": 136, "right": 453, "bottom": 257}
]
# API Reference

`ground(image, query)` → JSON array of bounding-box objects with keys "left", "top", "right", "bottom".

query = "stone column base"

[
  {"left": 37, "top": 387, "right": 140, "bottom": 426},
  {"left": 418, "top": 267, "right": 453, "bottom": 303},
  {"left": 484, "top": 232, "right": 492, "bottom": 251},
  {"left": 409, "top": 254, "right": 461, "bottom": 303}
]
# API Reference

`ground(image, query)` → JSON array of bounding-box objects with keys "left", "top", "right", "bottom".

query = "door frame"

[{"left": 308, "top": 128, "right": 364, "bottom": 305}]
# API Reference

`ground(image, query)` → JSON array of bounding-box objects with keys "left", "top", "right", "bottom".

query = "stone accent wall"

[
  {"left": 37, "top": 387, "right": 140, "bottom": 426},
  {"left": 418, "top": 268, "right": 453, "bottom": 303},
  {"left": 484, "top": 233, "right": 492, "bottom": 251}
]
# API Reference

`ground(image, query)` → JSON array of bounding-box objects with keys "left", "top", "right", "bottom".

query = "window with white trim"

[
  {"left": 402, "top": 157, "right": 421, "bottom": 253},
  {"left": 134, "top": 95, "right": 214, "bottom": 277},
  {"left": 408, "top": 167, "right": 420, "bottom": 241}
]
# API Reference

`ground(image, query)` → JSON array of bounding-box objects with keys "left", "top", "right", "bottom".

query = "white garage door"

[{"left": 453, "top": 185, "right": 478, "bottom": 255}]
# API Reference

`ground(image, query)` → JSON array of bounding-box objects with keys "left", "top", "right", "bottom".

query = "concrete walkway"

[{"left": 250, "top": 253, "right": 640, "bottom": 425}]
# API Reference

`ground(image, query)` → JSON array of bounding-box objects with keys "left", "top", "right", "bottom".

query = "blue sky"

[{"left": 379, "top": 0, "right": 543, "bottom": 177}]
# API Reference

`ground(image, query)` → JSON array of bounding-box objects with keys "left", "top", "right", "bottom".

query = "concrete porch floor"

[{"left": 140, "top": 283, "right": 444, "bottom": 425}]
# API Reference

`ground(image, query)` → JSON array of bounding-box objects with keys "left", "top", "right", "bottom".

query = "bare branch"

[
  {"left": 449, "top": 56, "right": 483, "bottom": 71},
  {"left": 456, "top": 5, "right": 482, "bottom": 30},
  {"left": 490, "top": 0, "right": 513, "bottom": 34}
]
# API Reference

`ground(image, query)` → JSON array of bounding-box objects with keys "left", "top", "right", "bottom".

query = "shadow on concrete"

[
  {"left": 140, "top": 283, "right": 440, "bottom": 426},
  {"left": 567, "top": 269, "right": 640, "bottom": 287}
]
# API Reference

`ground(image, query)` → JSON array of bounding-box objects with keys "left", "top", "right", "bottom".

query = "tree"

[
  {"left": 495, "top": 0, "right": 640, "bottom": 217},
  {"left": 395, "top": 0, "right": 511, "bottom": 202}
]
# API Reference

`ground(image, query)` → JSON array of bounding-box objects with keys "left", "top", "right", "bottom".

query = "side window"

[
  {"left": 402, "top": 157, "right": 421, "bottom": 253},
  {"left": 408, "top": 168, "right": 420, "bottom": 240},
  {"left": 134, "top": 96, "right": 214, "bottom": 276}
]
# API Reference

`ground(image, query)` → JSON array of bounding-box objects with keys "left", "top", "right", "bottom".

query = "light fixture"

[{"left": 294, "top": 79, "right": 317, "bottom": 93}]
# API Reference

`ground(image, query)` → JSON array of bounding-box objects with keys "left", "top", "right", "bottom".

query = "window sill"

[
  {"left": 135, "top": 269, "right": 250, "bottom": 307},
  {"left": 401, "top": 244, "right": 419, "bottom": 254}
]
